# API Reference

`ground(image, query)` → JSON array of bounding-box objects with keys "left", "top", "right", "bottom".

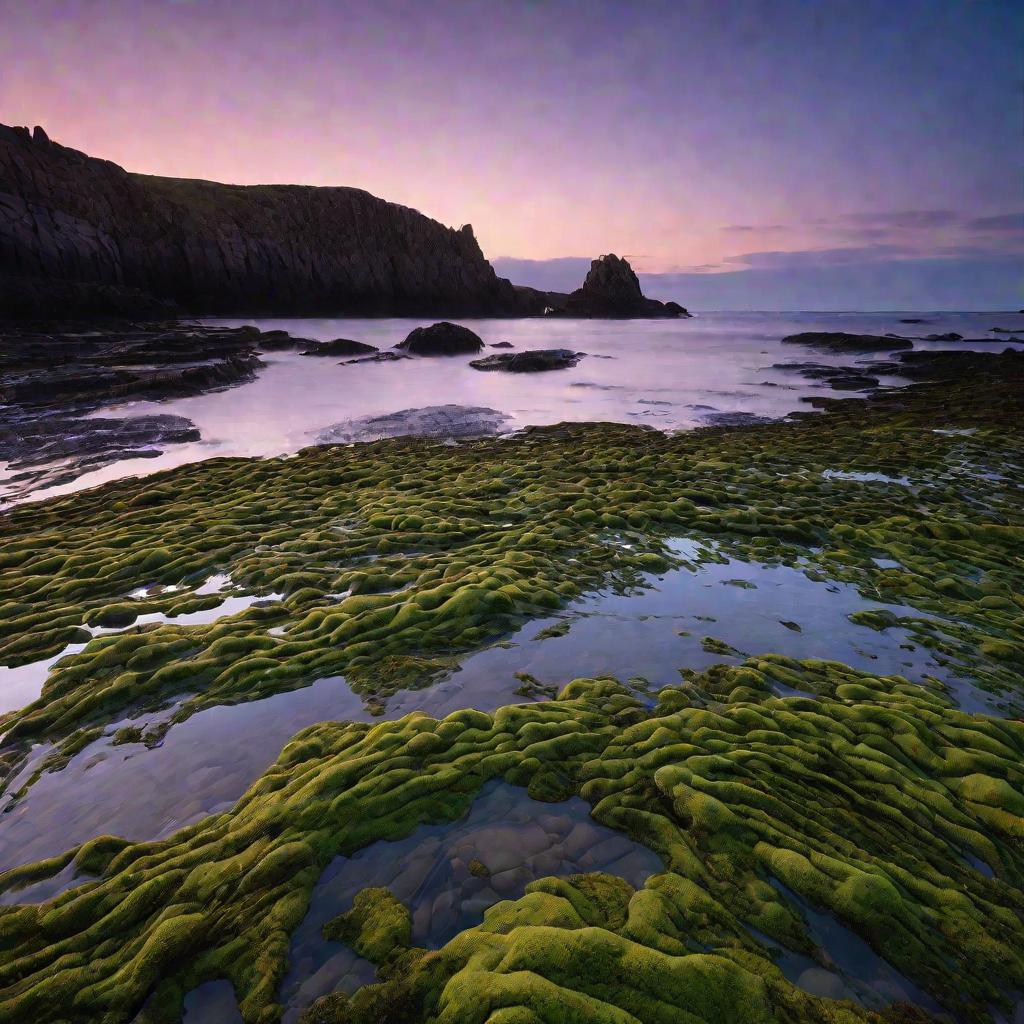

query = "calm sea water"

[{"left": 16, "top": 310, "right": 1022, "bottom": 503}]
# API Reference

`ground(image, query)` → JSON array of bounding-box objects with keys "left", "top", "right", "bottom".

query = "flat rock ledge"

[
  {"left": 470, "top": 349, "right": 582, "bottom": 373},
  {"left": 316, "top": 404, "right": 511, "bottom": 444}
]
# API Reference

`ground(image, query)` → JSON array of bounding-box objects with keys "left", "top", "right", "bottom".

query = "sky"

[{"left": 1, "top": 0, "right": 1021, "bottom": 309}]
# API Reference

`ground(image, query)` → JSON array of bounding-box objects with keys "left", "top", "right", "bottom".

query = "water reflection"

[{"left": 279, "top": 780, "right": 664, "bottom": 1020}]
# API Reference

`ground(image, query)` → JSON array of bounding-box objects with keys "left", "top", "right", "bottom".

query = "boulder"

[
  {"left": 923, "top": 333, "right": 963, "bottom": 342},
  {"left": 396, "top": 322, "right": 484, "bottom": 356},
  {"left": 470, "top": 349, "right": 582, "bottom": 373}
]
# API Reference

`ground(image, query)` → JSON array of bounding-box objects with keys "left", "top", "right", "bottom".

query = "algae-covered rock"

[
  {"left": 0, "top": 665, "right": 1022, "bottom": 1023},
  {"left": 0, "top": 344, "right": 1023, "bottom": 1023},
  {"left": 322, "top": 887, "right": 411, "bottom": 964}
]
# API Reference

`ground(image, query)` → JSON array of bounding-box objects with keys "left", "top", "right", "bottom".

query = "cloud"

[
  {"left": 722, "top": 245, "right": 908, "bottom": 270},
  {"left": 967, "top": 212, "right": 1024, "bottom": 233},
  {"left": 839, "top": 209, "right": 960, "bottom": 229},
  {"left": 494, "top": 253, "right": 1023, "bottom": 311},
  {"left": 720, "top": 224, "right": 787, "bottom": 233}
]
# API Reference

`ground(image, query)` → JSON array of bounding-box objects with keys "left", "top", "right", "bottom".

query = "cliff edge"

[{"left": 0, "top": 124, "right": 517, "bottom": 316}]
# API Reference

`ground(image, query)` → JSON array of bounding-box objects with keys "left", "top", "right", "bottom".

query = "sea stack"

[{"left": 549, "top": 254, "right": 689, "bottom": 318}]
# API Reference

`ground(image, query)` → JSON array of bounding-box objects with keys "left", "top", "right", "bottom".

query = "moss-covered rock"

[{"left": 0, "top": 663, "right": 1022, "bottom": 1022}]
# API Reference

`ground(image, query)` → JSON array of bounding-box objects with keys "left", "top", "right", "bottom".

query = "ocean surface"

[{"left": 13, "top": 310, "right": 1023, "bottom": 505}]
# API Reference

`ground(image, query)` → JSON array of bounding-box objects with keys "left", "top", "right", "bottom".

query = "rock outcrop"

[
  {"left": 0, "top": 126, "right": 693, "bottom": 320},
  {"left": 0, "top": 320, "right": 274, "bottom": 499},
  {"left": 781, "top": 332, "right": 913, "bottom": 352},
  {"left": 0, "top": 123, "right": 519, "bottom": 317},
  {"left": 530, "top": 255, "right": 689, "bottom": 318}
]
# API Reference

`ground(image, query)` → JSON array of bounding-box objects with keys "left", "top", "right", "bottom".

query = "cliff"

[{"left": 0, "top": 124, "right": 519, "bottom": 316}]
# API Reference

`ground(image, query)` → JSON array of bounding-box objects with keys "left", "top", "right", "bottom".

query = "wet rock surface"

[
  {"left": 772, "top": 362, "right": 882, "bottom": 392},
  {"left": 890, "top": 347, "right": 1024, "bottom": 380},
  {"left": 341, "top": 350, "right": 411, "bottom": 364},
  {"left": 0, "top": 320, "right": 267, "bottom": 500},
  {"left": 316, "top": 404, "right": 511, "bottom": 443},
  {"left": 781, "top": 332, "right": 914, "bottom": 352},
  {"left": 299, "top": 338, "right": 377, "bottom": 357},
  {"left": 469, "top": 348, "right": 582, "bottom": 372}
]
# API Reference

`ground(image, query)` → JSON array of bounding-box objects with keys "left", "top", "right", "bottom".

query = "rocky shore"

[
  {"left": 0, "top": 344, "right": 1021, "bottom": 1023},
  {"left": 0, "top": 320, "right": 267, "bottom": 499}
]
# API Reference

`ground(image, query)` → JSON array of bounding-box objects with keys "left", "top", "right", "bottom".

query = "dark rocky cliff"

[
  {"left": 515, "top": 254, "right": 688, "bottom": 319},
  {"left": 0, "top": 124, "right": 519, "bottom": 316}
]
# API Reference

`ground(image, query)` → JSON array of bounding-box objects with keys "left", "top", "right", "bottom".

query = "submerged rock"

[
  {"left": 316, "top": 404, "right": 510, "bottom": 443},
  {"left": 923, "top": 332, "right": 963, "bottom": 341},
  {"left": 773, "top": 362, "right": 881, "bottom": 391},
  {"left": 396, "top": 322, "right": 484, "bottom": 356},
  {"left": 470, "top": 349, "right": 582, "bottom": 372},
  {"left": 300, "top": 338, "right": 378, "bottom": 357},
  {"left": 781, "top": 332, "right": 913, "bottom": 352},
  {"left": 700, "top": 411, "right": 774, "bottom": 427},
  {"left": 342, "top": 351, "right": 412, "bottom": 364}
]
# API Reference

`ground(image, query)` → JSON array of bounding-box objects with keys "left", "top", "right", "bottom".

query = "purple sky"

[{"left": 2, "top": 0, "right": 1021, "bottom": 307}]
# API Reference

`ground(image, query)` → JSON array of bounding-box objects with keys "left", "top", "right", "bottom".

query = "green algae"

[
  {"left": 0, "top": 354, "right": 1022, "bottom": 1021},
  {"left": 0, "top": 663, "right": 1021, "bottom": 1022},
  {"left": 1, "top": 355, "right": 1023, "bottom": 773},
  {"left": 321, "top": 887, "right": 411, "bottom": 965}
]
